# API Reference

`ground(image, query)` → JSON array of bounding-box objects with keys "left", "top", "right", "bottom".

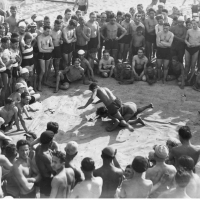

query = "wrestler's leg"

[
  {"left": 133, "top": 103, "right": 153, "bottom": 118},
  {"left": 163, "top": 59, "right": 170, "bottom": 84},
  {"left": 156, "top": 59, "right": 163, "bottom": 81}
]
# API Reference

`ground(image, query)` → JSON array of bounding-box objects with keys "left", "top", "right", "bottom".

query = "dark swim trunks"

[
  {"left": 38, "top": 52, "right": 52, "bottom": 60},
  {"left": 0, "top": 69, "right": 11, "bottom": 78},
  {"left": 20, "top": 188, "right": 36, "bottom": 198},
  {"left": 52, "top": 46, "right": 62, "bottom": 59},
  {"left": 185, "top": 46, "right": 199, "bottom": 56},
  {"left": 106, "top": 98, "right": 122, "bottom": 116},
  {"left": 105, "top": 39, "right": 118, "bottom": 50},
  {"left": 78, "top": 5, "right": 86, "bottom": 11},
  {"left": 118, "top": 34, "right": 131, "bottom": 44},
  {"left": 156, "top": 47, "right": 171, "bottom": 60},
  {"left": 145, "top": 31, "right": 156, "bottom": 44},
  {"left": 40, "top": 177, "right": 53, "bottom": 197},
  {"left": 88, "top": 36, "right": 98, "bottom": 50},
  {"left": 62, "top": 42, "right": 74, "bottom": 54}
]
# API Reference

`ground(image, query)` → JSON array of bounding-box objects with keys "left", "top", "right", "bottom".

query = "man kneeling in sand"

[
  {"left": 96, "top": 102, "right": 153, "bottom": 131},
  {"left": 54, "top": 58, "right": 90, "bottom": 93},
  {"left": 78, "top": 83, "right": 134, "bottom": 132}
]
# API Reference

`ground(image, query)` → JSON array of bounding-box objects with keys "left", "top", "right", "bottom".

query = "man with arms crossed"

[
  {"left": 37, "top": 25, "right": 54, "bottom": 91},
  {"left": 78, "top": 83, "right": 134, "bottom": 132},
  {"left": 101, "top": 13, "right": 127, "bottom": 62},
  {"left": 51, "top": 20, "right": 63, "bottom": 77},
  {"left": 156, "top": 22, "right": 174, "bottom": 83},
  {"left": 71, "top": 157, "right": 103, "bottom": 198},
  {"left": 50, "top": 151, "right": 68, "bottom": 198},
  {"left": 185, "top": 19, "right": 200, "bottom": 85},
  {"left": 13, "top": 139, "right": 40, "bottom": 198}
]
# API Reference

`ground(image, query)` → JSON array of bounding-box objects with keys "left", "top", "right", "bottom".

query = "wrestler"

[
  {"left": 167, "top": 56, "right": 185, "bottom": 89},
  {"left": 78, "top": 83, "right": 134, "bottom": 132},
  {"left": 144, "top": 8, "right": 157, "bottom": 61},
  {"left": 73, "top": 0, "right": 89, "bottom": 15},
  {"left": 170, "top": 16, "right": 187, "bottom": 63},
  {"left": 145, "top": 62, "right": 157, "bottom": 85},
  {"left": 37, "top": 25, "right": 54, "bottom": 91},
  {"left": 51, "top": 20, "right": 62, "bottom": 76},
  {"left": 118, "top": 13, "right": 132, "bottom": 61},
  {"left": 62, "top": 19, "right": 77, "bottom": 67},
  {"left": 156, "top": 22, "right": 174, "bottom": 83},
  {"left": 99, "top": 50, "right": 115, "bottom": 78},
  {"left": 101, "top": 13, "right": 127, "bottom": 62},
  {"left": 54, "top": 58, "right": 90, "bottom": 93},
  {"left": 185, "top": 19, "right": 200, "bottom": 85},
  {"left": 132, "top": 47, "right": 148, "bottom": 81},
  {"left": 0, "top": 98, "right": 21, "bottom": 132}
]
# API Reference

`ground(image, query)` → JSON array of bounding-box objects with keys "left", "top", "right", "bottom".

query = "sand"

[{"left": 5, "top": 0, "right": 200, "bottom": 174}]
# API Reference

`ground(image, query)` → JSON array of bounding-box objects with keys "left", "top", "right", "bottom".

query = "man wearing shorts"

[
  {"left": 156, "top": 22, "right": 174, "bottom": 83},
  {"left": 51, "top": 20, "right": 62, "bottom": 76},
  {"left": 78, "top": 83, "right": 134, "bottom": 132},
  {"left": 62, "top": 19, "right": 77, "bottom": 67},
  {"left": 185, "top": 19, "right": 200, "bottom": 85},
  {"left": 37, "top": 25, "right": 54, "bottom": 91},
  {"left": 73, "top": 0, "right": 89, "bottom": 15},
  {"left": 144, "top": 8, "right": 157, "bottom": 61},
  {"left": 101, "top": 13, "right": 127, "bottom": 62}
]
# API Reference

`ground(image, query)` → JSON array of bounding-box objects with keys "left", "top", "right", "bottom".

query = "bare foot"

[
  {"left": 137, "top": 117, "right": 145, "bottom": 126},
  {"left": 126, "top": 124, "right": 134, "bottom": 132},
  {"left": 149, "top": 103, "right": 154, "bottom": 109}
]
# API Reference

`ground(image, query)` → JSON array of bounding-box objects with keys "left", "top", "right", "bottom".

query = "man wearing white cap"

[
  {"left": 170, "top": 16, "right": 187, "bottom": 63},
  {"left": 146, "top": 145, "right": 177, "bottom": 198},
  {"left": 34, "top": 16, "right": 43, "bottom": 35},
  {"left": 5, "top": 6, "right": 19, "bottom": 33},
  {"left": 9, "top": 83, "right": 25, "bottom": 104}
]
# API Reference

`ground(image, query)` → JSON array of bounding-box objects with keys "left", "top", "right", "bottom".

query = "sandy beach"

[{"left": 5, "top": 0, "right": 200, "bottom": 174}]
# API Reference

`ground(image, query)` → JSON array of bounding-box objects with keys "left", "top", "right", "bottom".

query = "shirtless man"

[
  {"left": 13, "top": 139, "right": 40, "bottom": 198},
  {"left": 51, "top": 20, "right": 62, "bottom": 76},
  {"left": 185, "top": 19, "right": 200, "bottom": 85},
  {"left": 62, "top": 19, "right": 77, "bottom": 67},
  {"left": 65, "top": 141, "right": 84, "bottom": 185},
  {"left": 35, "top": 131, "right": 55, "bottom": 198},
  {"left": 167, "top": 56, "right": 185, "bottom": 89},
  {"left": 145, "top": 8, "right": 157, "bottom": 61},
  {"left": 98, "top": 12, "right": 107, "bottom": 60},
  {"left": 132, "top": 47, "right": 148, "bottom": 81},
  {"left": 5, "top": 6, "right": 19, "bottom": 33},
  {"left": 71, "top": 157, "right": 103, "bottom": 198},
  {"left": 118, "top": 13, "right": 132, "bottom": 61},
  {"left": 75, "top": 17, "right": 91, "bottom": 56},
  {"left": 86, "top": 12, "right": 100, "bottom": 69},
  {"left": 50, "top": 151, "right": 68, "bottom": 198},
  {"left": 63, "top": 9, "right": 72, "bottom": 28},
  {"left": 96, "top": 102, "right": 153, "bottom": 130},
  {"left": 54, "top": 58, "right": 89, "bottom": 93},
  {"left": 156, "top": 22, "right": 174, "bottom": 83},
  {"left": 120, "top": 156, "right": 153, "bottom": 198},
  {"left": 94, "top": 146, "right": 123, "bottom": 198},
  {"left": 99, "top": 50, "right": 115, "bottom": 78},
  {"left": 146, "top": 145, "right": 177, "bottom": 198},
  {"left": 0, "top": 98, "right": 21, "bottom": 132},
  {"left": 158, "top": 170, "right": 191, "bottom": 198},
  {"left": 37, "top": 25, "right": 54, "bottom": 91},
  {"left": 169, "top": 126, "right": 200, "bottom": 169},
  {"left": 146, "top": 62, "right": 157, "bottom": 85},
  {"left": 101, "top": 13, "right": 127, "bottom": 62},
  {"left": 170, "top": 16, "right": 187, "bottom": 63},
  {"left": 178, "top": 155, "right": 200, "bottom": 198},
  {"left": 73, "top": 0, "right": 89, "bottom": 15},
  {"left": 9, "top": 83, "right": 25, "bottom": 104},
  {"left": 78, "top": 83, "right": 134, "bottom": 132}
]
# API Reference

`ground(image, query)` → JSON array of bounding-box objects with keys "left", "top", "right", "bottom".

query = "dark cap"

[
  {"left": 102, "top": 146, "right": 116, "bottom": 158},
  {"left": 40, "top": 131, "right": 54, "bottom": 144},
  {"left": 132, "top": 156, "right": 148, "bottom": 173}
]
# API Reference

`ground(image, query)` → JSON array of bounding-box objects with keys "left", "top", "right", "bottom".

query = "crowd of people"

[{"left": 0, "top": 0, "right": 200, "bottom": 198}]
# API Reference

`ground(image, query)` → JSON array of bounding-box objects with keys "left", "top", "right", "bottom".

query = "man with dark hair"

[
  {"left": 99, "top": 50, "right": 115, "bottom": 78},
  {"left": 71, "top": 157, "right": 103, "bottom": 198},
  {"left": 63, "top": 9, "right": 72, "bottom": 27},
  {"left": 120, "top": 156, "right": 152, "bottom": 198},
  {"left": 37, "top": 25, "right": 54, "bottom": 91},
  {"left": 156, "top": 22, "right": 174, "bottom": 83},
  {"left": 178, "top": 155, "right": 200, "bottom": 198},
  {"left": 5, "top": 6, "right": 18, "bottom": 33},
  {"left": 50, "top": 151, "right": 68, "bottom": 198},
  {"left": 94, "top": 146, "right": 123, "bottom": 198},
  {"left": 146, "top": 62, "right": 157, "bottom": 85},
  {"left": 169, "top": 126, "right": 200, "bottom": 169},
  {"left": 78, "top": 83, "right": 134, "bottom": 132},
  {"left": 35, "top": 131, "right": 55, "bottom": 198},
  {"left": 137, "top": 4, "right": 145, "bottom": 15},
  {"left": 158, "top": 170, "right": 191, "bottom": 198},
  {"left": 0, "top": 98, "right": 20, "bottom": 131},
  {"left": 51, "top": 20, "right": 62, "bottom": 77},
  {"left": 13, "top": 139, "right": 40, "bottom": 198},
  {"left": 101, "top": 13, "right": 127, "bottom": 62}
]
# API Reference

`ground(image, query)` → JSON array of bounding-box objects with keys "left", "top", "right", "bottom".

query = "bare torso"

[
  {"left": 86, "top": 21, "right": 98, "bottom": 38},
  {"left": 187, "top": 28, "right": 200, "bottom": 45},
  {"left": 0, "top": 107, "right": 15, "bottom": 124},
  {"left": 51, "top": 29, "right": 62, "bottom": 47}
]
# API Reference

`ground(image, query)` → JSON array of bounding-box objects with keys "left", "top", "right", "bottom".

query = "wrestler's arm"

[
  {"left": 23, "top": 106, "right": 32, "bottom": 119},
  {"left": 86, "top": 60, "right": 95, "bottom": 78},
  {"left": 156, "top": 32, "right": 164, "bottom": 47},
  {"left": 132, "top": 56, "right": 138, "bottom": 76},
  {"left": 17, "top": 107, "right": 29, "bottom": 133},
  {"left": 117, "top": 24, "right": 127, "bottom": 40},
  {"left": 78, "top": 88, "right": 98, "bottom": 109},
  {"left": 160, "top": 33, "right": 174, "bottom": 47}
]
